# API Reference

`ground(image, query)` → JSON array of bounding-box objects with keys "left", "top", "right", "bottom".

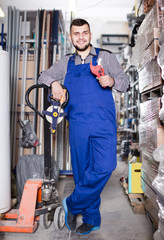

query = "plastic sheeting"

[
  {"left": 138, "top": 59, "right": 161, "bottom": 93},
  {"left": 139, "top": 99, "right": 162, "bottom": 213},
  {"left": 152, "top": 144, "right": 164, "bottom": 198},
  {"left": 152, "top": 145, "right": 164, "bottom": 240},
  {"left": 139, "top": 118, "right": 159, "bottom": 153},
  {"left": 131, "top": 6, "right": 158, "bottom": 70},
  {"left": 19, "top": 119, "right": 39, "bottom": 148},
  {"left": 158, "top": 27, "right": 164, "bottom": 124},
  {"left": 157, "top": 27, "right": 164, "bottom": 79},
  {"left": 159, "top": 87, "right": 164, "bottom": 124},
  {"left": 16, "top": 154, "right": 59, "bottom": 201},
  {"left": 139, "top": 99, "right": 161, "bottom": 154},
  {"left": 140, "top": 98, "right": 160, "bottom": 123},
  {"left": 153, "top": 199, "right": 164, "bottom": 240},
  {"left": 141, "top": 151, "right": 159, "bottom": 209}
]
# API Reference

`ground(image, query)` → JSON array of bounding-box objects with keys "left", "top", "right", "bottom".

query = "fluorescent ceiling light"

[{"left": 0, "top": 8, "right": 5, "bottom": 17}]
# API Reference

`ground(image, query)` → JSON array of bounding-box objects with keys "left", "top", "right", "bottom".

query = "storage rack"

[
  {"left": 118, "top": 65, "right": 140, "bottom": 159},
  {"left": 7, "top": 7, "right": 71, "bottom": 174},
  {"left": 100, "top": 34, "right": 129, "bottom": 46},
  {"left": 100, "top": 34, "right": 129, "bottom": 55},
  {"left": 126, "top": 3, "right": 164, "bottom": 236}
]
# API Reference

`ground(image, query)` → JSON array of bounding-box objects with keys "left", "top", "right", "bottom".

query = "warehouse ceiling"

[{"left": 0, "top": 0, "right": 135, "bottom": 22}]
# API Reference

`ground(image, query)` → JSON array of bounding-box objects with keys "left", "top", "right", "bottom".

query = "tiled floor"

[{"left": 0, "top": 161, "right": 154, "bottom": 240}]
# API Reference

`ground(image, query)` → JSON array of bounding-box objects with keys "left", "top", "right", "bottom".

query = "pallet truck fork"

[{"left": 0, "top": 84, "right": 69, "bottom": 233}]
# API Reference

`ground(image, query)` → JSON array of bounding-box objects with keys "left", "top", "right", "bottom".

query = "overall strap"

[
  {"left": 67, "top": 53, "right": 76, "bottom": 67},
  {"left": 66, "top": 53, "right": 76, "bottom": 74},
  {"left": 92, "top": 48, "right": 100, "bottom": 66},
  {"left": 67, "top": 47, "right": 100, "bottom": 69}
]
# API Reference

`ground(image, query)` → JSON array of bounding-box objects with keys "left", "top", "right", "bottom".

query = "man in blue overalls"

[{"left": 38, "top": 18, "right": 129, "bottom": 235}]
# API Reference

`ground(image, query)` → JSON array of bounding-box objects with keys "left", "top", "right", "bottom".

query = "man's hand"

[
  {"left": 51, "top": 81, "right": 66, "bottom": 102},
  {"left": 97, "top": 75, "right": 115, "bottom": 88}
]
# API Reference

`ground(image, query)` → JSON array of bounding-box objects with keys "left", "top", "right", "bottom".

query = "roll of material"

[{"left": 0, "top": 50, "right": 11, "bottom": 213}]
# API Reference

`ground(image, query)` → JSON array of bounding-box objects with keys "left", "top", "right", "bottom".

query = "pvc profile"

[
  {"left": 12, "top": 13, "right": 22, "bottom": 168},
  {"left": 19, "top": 11, "right": 27, "bottom": 156},
  {"left": 32, "top": 10, "right": 40, "bottom": 154},
  {"left": 39, "top": 44, "right": 46, "bottom": 154}
]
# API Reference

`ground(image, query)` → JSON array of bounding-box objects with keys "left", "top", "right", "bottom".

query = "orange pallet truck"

[{"left": 0, "top": 84, "right": 69, "bottom": 233}]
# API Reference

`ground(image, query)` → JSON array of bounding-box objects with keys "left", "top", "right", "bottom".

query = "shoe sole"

[
  {"left": 63, "top": 197, "right": 75, "bottom": 231},
  {"left": 76, "top": 226, "right": 100, "bottom": 235}
]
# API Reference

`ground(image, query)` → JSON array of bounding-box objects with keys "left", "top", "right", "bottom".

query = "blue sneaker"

[
  {"left": 63, "top": 197, "right": 76, "bottom": 231},
  {"left": 76, "top": 223, "right": 100, "bottom": 235}
]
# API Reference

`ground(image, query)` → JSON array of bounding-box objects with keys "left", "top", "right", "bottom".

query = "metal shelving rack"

[
  {"left": 118, "top": 65, "right": 140, "bottom": 159},
  {"left": 7, "top": 7, "right": 72, "bottom": 174},
  {"left": 100, "top": 34, "right": 129, "bottom": 46},
  {"left": 157, "top": 0, "right": 164, "bottom": 27}
]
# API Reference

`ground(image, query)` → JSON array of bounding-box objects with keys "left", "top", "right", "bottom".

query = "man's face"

[{"left": 69, "top": 24, "right": 92, "bottom": 52}]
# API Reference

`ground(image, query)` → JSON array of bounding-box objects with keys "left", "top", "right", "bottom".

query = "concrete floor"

[{"left": 0, "top": 161, "right": 154, "bottom": 240}]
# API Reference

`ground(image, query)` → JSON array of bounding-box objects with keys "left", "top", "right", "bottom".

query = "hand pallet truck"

[{"left": 0, "top": 84, "right": 69, "bottom": 233}]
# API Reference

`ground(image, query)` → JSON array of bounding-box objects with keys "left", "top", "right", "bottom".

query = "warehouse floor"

[{"left": 0, "top": 161, "right": 154, "bottom": 240}]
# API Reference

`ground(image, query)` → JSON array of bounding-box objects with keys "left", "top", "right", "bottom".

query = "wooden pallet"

[
  {"left": 121, "top": 182, "right": 145, "bottom": 214},
  {"left": 128, "top": 193, "right": 145, "bottom": 214}
]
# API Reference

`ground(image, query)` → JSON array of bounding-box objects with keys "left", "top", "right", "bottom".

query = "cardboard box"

[
  {"left": 131, "top": 6, "right": 160, "bottom": 70},
  {"left": 144, "top": 0, "right": 156, "bottom": 14},
  {"left": 139, "top": 119, "right": 159, "bottom": 153},
  {"left": 138, "top": 58, "right": 161, "bottom": 93},
  {"left": 139, "top": 98, "right": 164, "bottom": 153},
  {"left": 141, "top": 170, "right": 159, "bottom": 209}
]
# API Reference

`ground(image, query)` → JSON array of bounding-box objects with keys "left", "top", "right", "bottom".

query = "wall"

[
  {"left": 88, "top": 19, "right": 130, "bottom": 48},
  {"left": 0, "top": 0, "right": 132, "bottom": 45}
]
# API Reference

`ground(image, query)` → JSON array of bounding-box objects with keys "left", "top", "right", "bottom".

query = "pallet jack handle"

[
  {"left": 25, "top": 83, "right": 69, "bottom": 179},
  {"left": 25, "top": 84, "right": 48, "bottom": 119},
  {"left": 25, "top": 84, "right": 69, "bottom": 117}
]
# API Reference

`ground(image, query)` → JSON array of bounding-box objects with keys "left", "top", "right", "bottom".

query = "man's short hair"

[{"left": 70, "top": 18, "right": 90, "bottom": 32}]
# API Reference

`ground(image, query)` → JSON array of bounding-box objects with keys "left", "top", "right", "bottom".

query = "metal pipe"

[
  {"left": 12, "top": 13, "right": 22, "bottom": 168},
  {"left": 32, "top": 10, "right": 40, "bottom": 155},
  {"left": 10, "top": 7, "right": 17, "bottom": 164},
  {"left": 1, "top": 23, "right": 4, "bottom": 49},
  {"left": 39, "top": 43, "right": 46, "bottom": 154},
  {"left": 19, "top": 11, "right": 27, "bottom": 156}
]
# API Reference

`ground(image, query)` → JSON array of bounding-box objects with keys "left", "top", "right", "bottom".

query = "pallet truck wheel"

[
  {"left": 39, "top": 212, "right": 52, "bottom": 229},
  {"left": 54, "top": 206, "right": 65, "bottom": 230}
]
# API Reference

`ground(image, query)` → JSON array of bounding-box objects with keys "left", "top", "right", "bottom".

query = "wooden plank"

[
  {"left": 37, "top": 10, "right": 47, "bottom": 154},
  {"left": 45, "top": 12, "right": 50, "bottom": 71},
  {"left": 128, "top": 193, "right": 144, "bottom": 199},
  {"left": 128, "top": 195, "right": 145, "bottom": 214},
  {"left": 132, "top": 203, "right": 145, "bottom": 214}
]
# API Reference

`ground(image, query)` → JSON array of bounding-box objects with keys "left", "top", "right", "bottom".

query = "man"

[{"left": 38, "top": 18, "right": 129, "bottom": 235}]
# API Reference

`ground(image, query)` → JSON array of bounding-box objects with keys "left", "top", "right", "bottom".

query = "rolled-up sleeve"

[
  {"left": 109, "top": 54, "right": 129, "bottom": 92},
  {"left": 102, "top": 52, "right": 129, "bottom": 92},
  {"left": 38, "top": 56, "right": 67, "bottom": 86}
]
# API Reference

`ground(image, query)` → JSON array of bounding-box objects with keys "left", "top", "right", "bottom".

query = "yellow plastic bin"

[{"left": 128, "top": 163, "right": 144, "bottom": 193}]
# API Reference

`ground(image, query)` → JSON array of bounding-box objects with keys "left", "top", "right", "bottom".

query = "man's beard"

[{"left": 73, "top": 43, "right": 90, "bottom": 52}]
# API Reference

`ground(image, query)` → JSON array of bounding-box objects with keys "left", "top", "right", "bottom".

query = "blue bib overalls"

[{"left": 64, "top": 48, "right": 117, "bottom": 226}]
